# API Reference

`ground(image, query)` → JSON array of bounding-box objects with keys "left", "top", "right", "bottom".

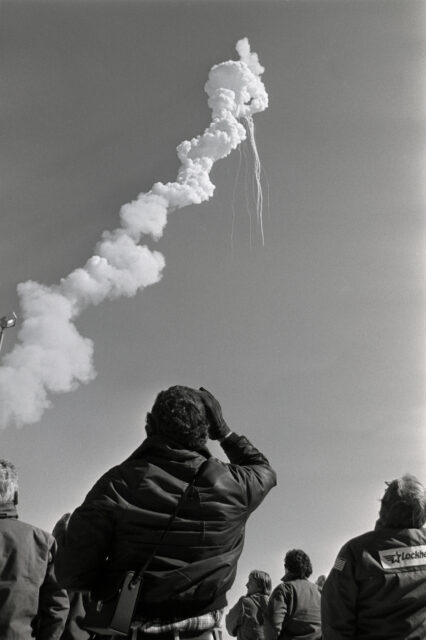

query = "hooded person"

[
  {"left": 321, "top": 473, "right": 426, "bottom": 639},
  {"left": 55, "top": 386, "right": 276, "bottom": 639}
]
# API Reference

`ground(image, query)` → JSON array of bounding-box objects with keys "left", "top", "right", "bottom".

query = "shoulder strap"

[{"left": 132, "top": 458, "right": 209, "bottom": 583}]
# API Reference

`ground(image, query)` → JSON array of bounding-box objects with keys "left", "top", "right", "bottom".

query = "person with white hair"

[
  {"left": 0, "top": 459, "right": 68, "bottom": 639},
  {"left": 322, "top": 473, "right": 426, "bottom": 639}
]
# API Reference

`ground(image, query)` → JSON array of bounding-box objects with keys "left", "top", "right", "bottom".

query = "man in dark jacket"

[
  {"left": 322, "top": 473, "right": 426, "bottom": 639},
  {"left": 52, "top": 514, "right": 90, "bottom": 640},
  {"left": 0, "top": 459, "right": 69, "bottom": 639},
  {"left": 266, "top": 549, "right": 321, "bottom": 640},
  {"left": 56, "top": 386, "right": 276, "bottom": 638}
]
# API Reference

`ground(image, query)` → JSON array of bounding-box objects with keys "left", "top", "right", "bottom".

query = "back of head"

[
  {"left": 0, "top": 459, "right": 18, "bottom": 505},
  {"left": 284, "top": 549, "right": 313, "bottom": 579},
  {"left": 146, "top": 385, "right": 209, "bottom": 450},
  {"left": 315, "top": 574, "right": 326, "bottom": 590},
  {"left": 52, "top": 513, "right": 71, "bottom": 546},
  {"left": 378, "top": 473, "right": 426, "bottom": 529},
  {"left": 249, "top": 569, "right": 272, "bottom": 595}
]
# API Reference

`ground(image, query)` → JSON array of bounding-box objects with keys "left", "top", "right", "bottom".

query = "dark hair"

[
  {"left": 249, "top": 570, "right": 272, "bottom": 595},
  {"left": 284, "top": 549, "right": 313, "bottom": 579},
  {"left": 146, "top": 386, "right": 209, "bottom": 449},
  {"left": 52, "top": 513, "right": 71, "bottom": 546},
  {"left": 379, "top": 474, "right": 426, "bottom": 528}
]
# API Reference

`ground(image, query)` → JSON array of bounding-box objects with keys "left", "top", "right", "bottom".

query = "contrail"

[{"left": 0, "top": 38, "right": 268, "bottom": 427}]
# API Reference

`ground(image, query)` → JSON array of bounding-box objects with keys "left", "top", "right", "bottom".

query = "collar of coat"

[
  {"left": 281, "top": 573, "right": 308, "bottom": 583},
  {"left": 0, "top": 502, "right": 18, "bottom": 519},
  {"left": 125, "top": 434, "right": 212, "bottom": 463}
]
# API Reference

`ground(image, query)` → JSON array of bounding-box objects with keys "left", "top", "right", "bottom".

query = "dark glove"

[{"left": 199, "top": 387, "right": 231, "bottom": 440}]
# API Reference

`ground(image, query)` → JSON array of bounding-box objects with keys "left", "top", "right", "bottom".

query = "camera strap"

[{"left": 131, "top": 458, "right": 209, "bottom": 586}]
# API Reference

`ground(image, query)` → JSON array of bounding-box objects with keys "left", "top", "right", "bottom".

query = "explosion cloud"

[{"left": 0, "top": 38, "right": 268, "bottom": 427}]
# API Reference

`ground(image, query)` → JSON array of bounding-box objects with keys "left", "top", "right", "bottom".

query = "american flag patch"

[{"left": 333, "top": 556, "right": 346, "bottom": 571}]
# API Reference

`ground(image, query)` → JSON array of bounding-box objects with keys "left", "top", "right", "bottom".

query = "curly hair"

[
  {"left": 146, "top": 386, "right": 209, "bottom": 449},
  {"left": 379, "top": 474, "right": 426, "bottom": 528},
  {"left": 0, "top": 459, "right": 18, "bottom": 505},
  {"left": 284, "top": 549, "right": 313, "bottom": 579}
]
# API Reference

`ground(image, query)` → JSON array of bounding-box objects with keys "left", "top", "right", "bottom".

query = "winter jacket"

[
  {"left": 0, "top": 503, "right": 69, "bottom": 640},
  {"left": 266, "top": 578, "right": 321, "bottom": 640},
  {"left": 226, "top": 593, "right": 269, "bottom": 640},
  {"left": 55, "top": 432, "right": 276, "bottom": 619},
  {"left": 321, "top": 526, "right": 426, "bottom": 639},
  {"left": 60, "top": 592, "right": 90, "bottom": 640}
]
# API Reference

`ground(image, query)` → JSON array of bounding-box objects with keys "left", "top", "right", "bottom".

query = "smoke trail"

[
  {"left": 0, "top": 38, "right": 268, "bottom": 427},
  {"left": 244, "top": 116, "right": 264, "bottom": 245}
]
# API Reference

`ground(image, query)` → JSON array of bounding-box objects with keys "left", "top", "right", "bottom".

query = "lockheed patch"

[{"left": 379, "top": 545, "right": 426, "bottom": 570}]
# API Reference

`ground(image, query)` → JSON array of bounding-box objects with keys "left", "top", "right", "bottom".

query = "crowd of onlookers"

[
  {"left": 0, "top": 386, "right": 425, "bottom": 640},
  {"left": 226, "top": 473, "right": 426, "bottom": 640},
  {"left": 226, "top": 553, "right": 321, "bottom": 640}
]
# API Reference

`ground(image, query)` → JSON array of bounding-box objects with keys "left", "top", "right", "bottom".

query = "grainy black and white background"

[{"left": 1, "top": 0, "right": 425, "bottom": 609}]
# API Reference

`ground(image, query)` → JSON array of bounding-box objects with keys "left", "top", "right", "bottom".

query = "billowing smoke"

[{"left": 0, "top": 38, "right": 268, "bottom": 427}]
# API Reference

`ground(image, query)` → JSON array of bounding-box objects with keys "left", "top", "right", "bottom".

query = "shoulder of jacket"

[
  {"left": 85, "top": 463, "right": 127, "bottom": 495},
  {"left": 330, "top": 531, "right": 379, "bottom": 569},
  {"left": 247, "top": 593, "right": 268, "bottom": 606},
  {"left": 243, "top": 594, "right": 259, "bottom": 603},
  {"left": 200, "top": 456, "right": 235, "bottom": 479},
  {"left": 344, "top": 529, "right": 380, "bottom": 551},
  {"left": 271, "top": 582, "right": 289, "bottom": 597},
  {"left": 15, "top": 519, "right": 53, "bottom": 545}
]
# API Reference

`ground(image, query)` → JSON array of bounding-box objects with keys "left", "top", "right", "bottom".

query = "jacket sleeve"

[
  {"left": 321, "top": 543, "right": 358, "bottom": 640},
  {"left": 265, "top": 584, "right": 289, "bottom": 640},
  {"left": 225, "top": 596, "right": 245, "bottom": 636},
  {"left": 55, "top": 470, "right": 118, "bottom": 591},
  {"left": 221, "top": 433, "right": 277, "bottom": 512},
  {"left": 37, "top": 535, "right": 69, "bottom": 640}
]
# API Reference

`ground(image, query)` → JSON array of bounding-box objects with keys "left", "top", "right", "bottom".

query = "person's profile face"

[{"left": 246, "top": 575, "right": 259, "bottom": 595}]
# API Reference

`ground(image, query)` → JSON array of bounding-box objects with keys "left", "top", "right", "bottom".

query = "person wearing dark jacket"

[
  {"left": 55, "top": 386, "right": 277, "bottom": 639},
  {"left": 226, "top": 570, "right": 271, "bottom": 640},
  {"left": 322, "top": 473, "right": 426, "bottom": 640},
  {"left": 266, "top": 549, "right": 321, "bottom": 640},
  {"left": 52, "top": 514, "right": 90, "bottom": 640},
  {"left": 0, "top": 459, "right": 69, "bottom": 640}
]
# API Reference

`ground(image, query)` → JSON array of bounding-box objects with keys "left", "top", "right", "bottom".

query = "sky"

[{"left": 1, "top": 0, "right": 426, "bottom": 614}]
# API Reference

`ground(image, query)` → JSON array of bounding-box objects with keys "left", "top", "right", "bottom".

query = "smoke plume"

[{"left": 0, "top": 38, "right": 268, "bottom": 427}]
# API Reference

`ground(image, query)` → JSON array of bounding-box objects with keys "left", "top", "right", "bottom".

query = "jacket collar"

[
  {"left": 282, "top": 573, "right": 306, "bottom": 582},
  {"left": 0, "top": 502, "right": 18, "bottom": 519},
  {"left": 125, "top": 434, "right": 212, "bottom": 463}
]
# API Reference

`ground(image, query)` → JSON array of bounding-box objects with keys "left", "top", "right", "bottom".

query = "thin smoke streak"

[
  {"left": 241, "top": 141, "right": 253, "bottom": 249},
  {"left": 0, "top": 38, "right": 268, "bottom": 427},
  {"left": 262, "top": 165, "right": 271, "bottom": 222},
  {"left": 244, "top": 115, "right": 264, "bottom": 245},
  {"left": 231, "top": 146, "right": 243, "bottom": 253}
]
